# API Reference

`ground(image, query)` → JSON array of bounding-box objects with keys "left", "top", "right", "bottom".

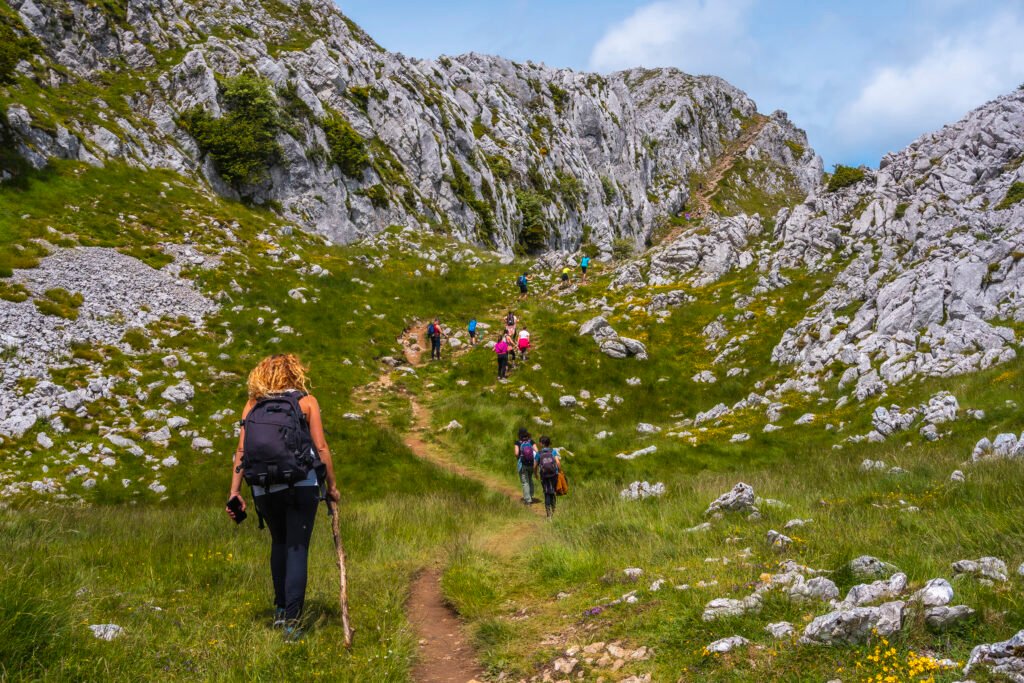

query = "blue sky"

[{"left": 337, "top": 0, "right": 1024, "bottom": 169}]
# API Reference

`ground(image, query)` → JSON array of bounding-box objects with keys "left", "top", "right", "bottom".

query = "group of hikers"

[
  {"left": 423, "top": 311, "right": 530, "bottom": 380},
  {"left": 224, "top": 259, "right": 591, "bottom": 637},
  {"left": 225, "top": 354, "right": 570, "bottom": 638},
  {"left": 516, "top": 255, "right": 591, "bottom": 299},
  {"left": 513, "top": 428, "right": 565, "bottom": 517}
]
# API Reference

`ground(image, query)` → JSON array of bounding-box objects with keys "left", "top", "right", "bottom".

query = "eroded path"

[{"left": 354, "top": 321, "right": 543, "bottom": 682}]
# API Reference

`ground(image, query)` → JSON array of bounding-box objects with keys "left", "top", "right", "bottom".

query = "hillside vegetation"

[{"left": 2, "top": 1, "right": 1024, "bottom": 682}]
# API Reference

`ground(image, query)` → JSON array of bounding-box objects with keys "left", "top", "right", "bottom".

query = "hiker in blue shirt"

[
  {"left": 517, "top": 272, "right": 531, "bottom": 299},
  {"left": 468, "top": 318, "right": 478, "bottom": 346},
  {"left": 580, "top": 256, "right": 591, "bottom": 282},
  {"left": 534, "top": 435, "right": 562, "bottom": 517}
]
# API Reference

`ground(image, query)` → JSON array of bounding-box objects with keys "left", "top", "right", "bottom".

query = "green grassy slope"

[{"left": 2, "top": 160, "right": 1024, "bottom": 681}]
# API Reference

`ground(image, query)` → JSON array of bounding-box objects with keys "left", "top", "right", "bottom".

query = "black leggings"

[
  {"left": 255, "top": 487, "right": 319, "bottom": 620},
  {"left": 497, "top": 353, "right": 508, "bottom": 378},
  {"left": 541, "top": 476, "right": 558, "bottom": 510}
]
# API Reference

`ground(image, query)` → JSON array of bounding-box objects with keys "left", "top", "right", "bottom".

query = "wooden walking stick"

[{"left": 328, "top": 500, "right": 354, "bottom": 648}]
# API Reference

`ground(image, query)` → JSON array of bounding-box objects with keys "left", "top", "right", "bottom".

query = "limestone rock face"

[
  {"left": 770, "top": 89, "right": 1024, "bottom": 389},
  {"left": 4, "top": 0, "right": 820, "bottom": 254}
]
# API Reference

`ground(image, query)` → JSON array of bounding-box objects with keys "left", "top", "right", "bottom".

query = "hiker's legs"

[
  {"left": 542, "top": 477, "right": 557, "bottom": 516},
  {"left": 498, "top": 354, "right": 508, "bottom": 378},
  {"left": 519, "top": 470, "right": 533, "bottom": 503},
  {"left": 256, "top": 493, "right": 288, "bottom": 610},
  {"left": 282, "top": 488, "right": 319, "bottom": 620},
  {"left": 431, "top": 338, "right": 440, "bottom": 359}
]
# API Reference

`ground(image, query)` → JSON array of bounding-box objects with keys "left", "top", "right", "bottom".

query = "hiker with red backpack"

[
  {"left": 534, "top": 435, "right": 562, "bottom": 517},
  {"left": 226, "top": 353, "right": 340, "bottom": 641},
  {"left": 515, "top": 427, "right": 538, "bottom": 505},
  {"left": 427, "top": 318, "right": 445, "bottom": 360}
]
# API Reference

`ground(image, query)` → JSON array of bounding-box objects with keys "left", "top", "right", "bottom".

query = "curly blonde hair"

[{"left": 247, "top": 353, "right": 311, "bottom": 399}]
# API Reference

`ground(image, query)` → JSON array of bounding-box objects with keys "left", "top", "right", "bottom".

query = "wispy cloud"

[
  {"left": 588, "top": 0, "right": 754, "bottom": 74},
  {"left": 836, "top": 11, "right": 1024, "bottom": 153}
]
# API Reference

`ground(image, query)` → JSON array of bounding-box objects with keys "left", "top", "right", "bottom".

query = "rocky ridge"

[{"left": 3, "top": 0, "right": 819, "bottom": 253}]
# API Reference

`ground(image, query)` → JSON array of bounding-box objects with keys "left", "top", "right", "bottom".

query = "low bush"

[
  {"left": 322, "top": 111, "right": 369, "bottom": 177},
  {"left": 996, "top": 181, "right": 1024, "bottom": 210},
  {"left": 180, "top": 73, "right": 283, "bottom": 189},
  {"left": 34, "top": 288, "right": 83, "bottom": 320},
  {"left": 826, "top": 164, "right": 866, "bottom": 193}
]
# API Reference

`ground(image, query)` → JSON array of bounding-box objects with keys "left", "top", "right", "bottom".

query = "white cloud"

[
  {"left": 588, "top": 0, "right": 755, "bottom": 74},
  {"left": 837, "top": 11, "right": 1024, "bottom": 151}
]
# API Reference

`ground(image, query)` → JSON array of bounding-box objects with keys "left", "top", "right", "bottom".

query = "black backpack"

[
  {"left": 537, "top": 448, "right": 558, "bottom": 477},
  {"left": 519, "top": 440, "right": 535, "bottom": 468},
  {"left": 239, "top": 392, "right": 321, "bottom": 487}
]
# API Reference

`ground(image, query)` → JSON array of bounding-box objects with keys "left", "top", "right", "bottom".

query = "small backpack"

[
  {"left": 239, "top": 392, "right": 321, "bottom": 487},
  {"left": 517, "top": 275, "right": 527, "bottom": 287},
  {"left": 427, "top": 322, "right": 436, "bottom": 338},
  {"left": 519, "top": 440, "right": 535, "bottom": 468},
  {"left": 506, "top": 313, "right": 515, "bottom": 326},
  {"left": 469, "top": 319, "right": 477, "bottom": 332},
  {"left": 537, "top": 448, "right": 558, "bottom": 477}
]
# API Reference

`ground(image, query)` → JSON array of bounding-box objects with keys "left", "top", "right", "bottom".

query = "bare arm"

[
  {"left": 227, "top": 399, "right": 255, "bottom": 517},
  {"left": 303, "top": 395, "right": 339, "bottom": 501}
]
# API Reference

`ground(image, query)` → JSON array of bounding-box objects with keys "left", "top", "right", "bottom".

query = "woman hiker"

[
  {"left": 226, "top": 353, "right": 340, "bottom": 641},
  {"left": 517, "top": 327, "right": 531, "bottom": 362},
  {"left": 514, "top": 427, "right": 537, "bottom": 505},
  {"left": 534, "top": 435, "right": 562, "bottom": 517},
  {"left": 494, "top": 334, "right": 510, "bottom": 379}
]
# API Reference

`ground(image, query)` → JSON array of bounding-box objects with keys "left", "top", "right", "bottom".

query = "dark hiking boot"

[
  {"left": 283, "top": 620, "right": 305, "bottom": 642},
  {"left": 272, "top": 607, "right": 286, "bottom": 628}
]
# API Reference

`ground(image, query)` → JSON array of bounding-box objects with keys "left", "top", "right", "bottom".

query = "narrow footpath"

[{"left": 353, "top": 320, "right": 544, "bottom": 682}]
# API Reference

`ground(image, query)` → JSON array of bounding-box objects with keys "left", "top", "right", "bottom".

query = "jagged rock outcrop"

[
  {"left": 770, "top": 89, "right": 1024, "bottom": 389},
  {"left": 3, "top": 0, "right": 819, "bottom": 253}
]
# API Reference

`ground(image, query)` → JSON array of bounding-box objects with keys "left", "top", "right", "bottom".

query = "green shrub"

[
  {"left": 0, "top": 18, "right": 38, "bottom": 84},
  {"left": 180, "top": 73, "right": 283, "bottom": 189},
  {"left": 611, "top": 238, "right": 634, "bottom": 260},
  {"left": 34, "top": 288, "right": 83, "bottom": 320},
  {"left": 484, "top": 153, "right": 512, "bottom": 181},
  {"left": 600, "top": 175, "right": 617, "bottom": 204},
  {"left": 448, "top": 155, "right": 494, "bottom": 240},
  {"left": 322, "top": 111, "right": 369, "bottom": 177},
  {"left": 996, "top": 182, "right": 1024, "bottom": 210},
  {"left": 122, "top": 328, "right": 150, "bottom": 351},
  {"left": 826, "top": 164, "right": 866, "bottom": 193},
  {"left": 472, "top": 117, "right": 488, "bottom": 140},
  {"left": 784, "top": 140, "right": 805, "bottom": 158},
  {"left": 515, "top": 190, "right": 547, "bottom": 254},
  {"left": 894, "top": 202, "right": 910, "bottom": 219},
  {"left": 0, "top": 280, "right": 28, "bottom": 302},
  {"left": 347, "top": 85, "right": 386, "bottom": 113},
  {"left": 548, "top": 84, "right": 569, "bottom": 113},
  {"left": 359, "top": 184, "right": 390, "bottom": 209}
]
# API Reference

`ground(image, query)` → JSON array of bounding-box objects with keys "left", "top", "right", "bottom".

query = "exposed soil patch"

[{"left": 407, "top": 569, "right": 486, "bottom": 683}]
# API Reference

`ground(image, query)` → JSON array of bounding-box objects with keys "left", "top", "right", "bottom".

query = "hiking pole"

[{"left": 327, "top": 500, "right": 355, "bottom": 648}]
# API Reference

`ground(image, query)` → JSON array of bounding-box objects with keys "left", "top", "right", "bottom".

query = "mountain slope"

[{"left": 2, "top": 0, "right": 820, "bottom": 252}]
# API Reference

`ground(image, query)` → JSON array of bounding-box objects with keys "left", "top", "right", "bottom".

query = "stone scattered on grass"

[
  {"left": 89, "top": 624, "right": 124, "bottom": 641},
  {"left": 705, "top": 635, "right": 750, "bottom": 654},
  {"left": 964, "top": 628, "right": 1024, "bottom": 680},
  {"left": 952, "top": 557, "right": 1008, "bottom": 582},
  {"left": 620, "top": 481, "right": 665, "bottom": 500},
  {"left": 705, "top": 482, "right": 757, "bottom": 516}
]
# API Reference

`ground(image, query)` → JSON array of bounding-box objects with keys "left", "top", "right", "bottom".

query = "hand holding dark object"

[{"left": 226, "top": 494, "right": 247, "bottom": 523}]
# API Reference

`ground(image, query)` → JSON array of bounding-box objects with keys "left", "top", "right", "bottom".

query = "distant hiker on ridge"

[
  {"left": 580, "top": 255, "right": 591, "bottom": 282},
  {"left": 227, "top": 353, "right": 339, "bottom": 641},
  {"left": 560, "top": 266, "right": 571, "bottom": 287},
  {"left": 468, "top": 317, "right": 478, "bottom": 346}
]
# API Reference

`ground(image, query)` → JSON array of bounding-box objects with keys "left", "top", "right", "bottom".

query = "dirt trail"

[
  {"left": 354, "top": 323, "right": 546, "bottom": 682},
  {"left": 407, "top": 570, "right": 486, "bottom": 683},
  {"left": 665, "top": 114, "right": 769, "bottom": 241}
]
